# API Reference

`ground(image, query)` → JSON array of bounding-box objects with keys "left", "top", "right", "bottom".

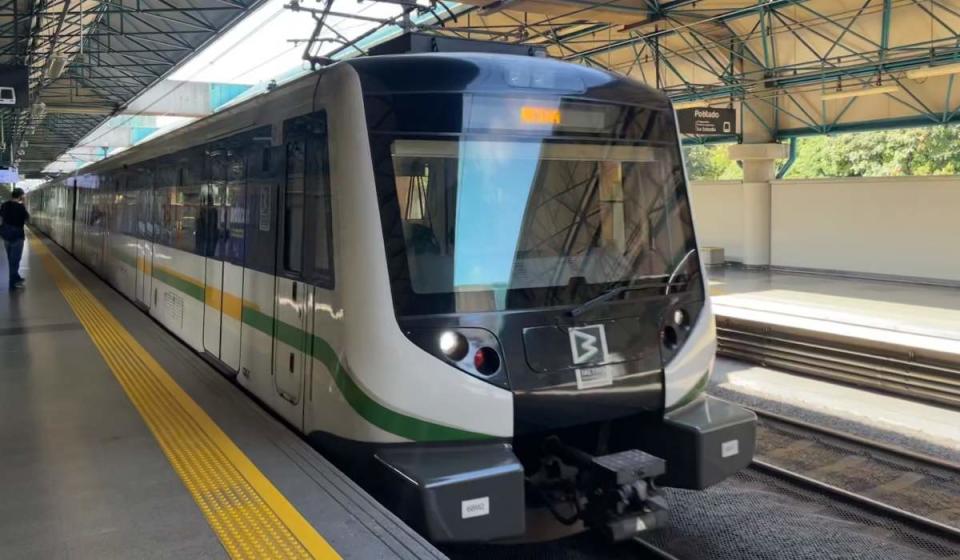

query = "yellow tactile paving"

[{"left": 33, "top": 236, "right": 340, "bottom": 560}]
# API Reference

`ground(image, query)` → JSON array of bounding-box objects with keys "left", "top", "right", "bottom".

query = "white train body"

[{"left": 30, "top": 41, "right": 755, "bottom": 543}]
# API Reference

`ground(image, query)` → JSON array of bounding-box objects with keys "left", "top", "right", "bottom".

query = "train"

[{"left": 28, "top": 34, "right": 756, "bottom": 544}]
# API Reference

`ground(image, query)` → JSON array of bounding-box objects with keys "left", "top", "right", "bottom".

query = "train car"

[{"left": 28, "top": 34, "right": 756, "bottom": 544}]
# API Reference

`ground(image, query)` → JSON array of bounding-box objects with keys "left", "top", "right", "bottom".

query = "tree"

[
  {"left": 682, "top": 144, "right": 742, "bottom": 181},
  {"left": 785, "top": 125, "right": 960, "bottom": 178}
]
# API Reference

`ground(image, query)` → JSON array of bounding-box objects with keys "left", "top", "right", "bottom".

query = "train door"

[
  {"left": 68, "top": 178, "right": 78, "bottom": 253},
  {"left": 202, "top": 152, "right": 227, "bottom": 360},
  {"left": 272, "top": 128, "right": 315, "bottom": 423},
  {"left": 134, "top": 173, "right": 154, "bottom": 309},
  {"left": 221, "top": 152, "right": 247, "bottom": 371},
  {"left": 202, "top": 149, "right": 246, "bottom": 371}
]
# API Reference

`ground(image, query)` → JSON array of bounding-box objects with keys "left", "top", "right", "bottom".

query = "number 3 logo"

[{"left": 569, "top": 325, "right": 609, "bottom": 365}]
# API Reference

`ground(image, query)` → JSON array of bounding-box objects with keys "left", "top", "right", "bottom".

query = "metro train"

[{"left": 28, "top": 35, "right": 756, "bottom": 543}]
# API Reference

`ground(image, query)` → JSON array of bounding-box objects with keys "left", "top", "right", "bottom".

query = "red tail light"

[{"left": 473, "top": 347, "right": 500, "bottom": 375}]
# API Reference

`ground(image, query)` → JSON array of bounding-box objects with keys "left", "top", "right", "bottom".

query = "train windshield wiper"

[
  {"left": 665, "top": 249, "right": 698, "bottom": 296},
  {"left": 569, "top": 278, "right": 670, "bottom": 318},
  {"left": 568, "top": 250, "right": 700, "bottom": 317}
]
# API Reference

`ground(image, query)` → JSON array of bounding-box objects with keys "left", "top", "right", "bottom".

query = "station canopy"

[
  {"left": 409, "top": 0, "right": 960, "bottom": 141},
  {"left": 6, "top": 0, "right": 960, "bottom": 176},
  {"left": 0, "top": 0, "right": 265, "bottom": 176}
]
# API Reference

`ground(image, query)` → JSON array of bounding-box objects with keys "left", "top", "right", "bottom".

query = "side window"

[
  {"left": 178, "top": 150, "right": 204, "bottom": 254},
  {"left": 308, "top": 125, "right": 333, "bottom": 287},
  {"left": 225, "top": 152, "right": 246, "bottom": 265},
  {"left": 243, "top": 137, "right": 279, "bottom": 275},
  {"left": 179, "top": 183, "right": 201, "bottom": 254},
  {"left": 156, "top": 163, "right": 178, "bottom": 246},
  {"left": 281, "top": 112, "right": 333, "bottom": 286},
  {"left": 283, "top": 139, "right": 305, "bottom": 274}
]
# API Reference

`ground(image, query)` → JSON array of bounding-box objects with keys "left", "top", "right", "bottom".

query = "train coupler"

[{"left": 542, "top": 439, "right": 669, "bottom": 541}]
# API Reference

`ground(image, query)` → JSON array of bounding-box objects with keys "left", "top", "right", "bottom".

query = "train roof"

[
  {"left": 345, "top": 52, "right": 670, "bottom": 108},
  {"left": 49, "top": 51, "right": 669, "bottom": 181}
]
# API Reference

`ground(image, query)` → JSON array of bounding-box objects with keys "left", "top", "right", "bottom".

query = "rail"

[
  {"left": 750, "top": 460, "right": 960, "bottom": 542},
  {"left": 752, "top": 408, "right": 960, "bottom": 472},
  {"left": 634, "top": 537, "right": 681, "bottom": 560},
  {"left": 747, "top": 406, "right": 960, "bottom": 544}
]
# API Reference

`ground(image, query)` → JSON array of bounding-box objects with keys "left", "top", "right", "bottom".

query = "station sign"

[
  {"left": 677, "top": 107, "right": 736, "bottom": 135},
  {"left": 0, "top": 65, "right": 29, "bottom": 108}
]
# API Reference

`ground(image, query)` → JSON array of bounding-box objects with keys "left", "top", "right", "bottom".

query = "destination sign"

[{"left": 677, "top": 107, "right": 736, "bottom": 136}]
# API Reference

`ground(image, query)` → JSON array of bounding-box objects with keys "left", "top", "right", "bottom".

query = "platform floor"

[
  {"left": 708, "top": 267, "right": 960, "bottom": 352},
  {"left": 0, "top": 233, "right": 443, "bottom": 560}
]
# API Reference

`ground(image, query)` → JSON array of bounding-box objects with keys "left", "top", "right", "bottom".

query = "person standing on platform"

[{"left": 0, "top": 187, "right": 29, "bottom": 289}]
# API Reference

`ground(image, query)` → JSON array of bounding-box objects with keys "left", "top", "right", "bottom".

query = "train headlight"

[
  {"left": 439, "top": 331, "right": 469, "bottom": 361},
  {"left": 673, "top": 309, "right": 688, "bottom": 327},
  {"left": 403, "top": 326, "right": 508, "bottom": 388}
]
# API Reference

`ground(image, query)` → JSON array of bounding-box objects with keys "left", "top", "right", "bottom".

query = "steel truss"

[
  {"left": 0, "top": 0, "right": 265, "bottom": 175},
  {"left": 290, "top": 0, "right": 960, "bottom": 143}
]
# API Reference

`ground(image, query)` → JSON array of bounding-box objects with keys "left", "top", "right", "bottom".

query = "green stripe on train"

[
  {"left": 240, "top": 307, "right": 494, "bottom": 442},
  {"left": 114, "top": 251, "right": 206, "bottom": 303},
  {"left": 152, "top": 266, "right": 206, "bottom": 302},
  {"left": 75, "top": 237, "right": 497, "bottom": 441}
]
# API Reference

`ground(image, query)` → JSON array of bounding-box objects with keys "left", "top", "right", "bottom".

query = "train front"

[{"left": 352, "top": 53, "right": 756, "bottom": 543}]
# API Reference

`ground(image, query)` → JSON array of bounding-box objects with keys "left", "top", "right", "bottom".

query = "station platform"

[
  {"left": 707, "top": 266, "right": 960, "bottom": 408},
  {"left": 0, "top": 233, "right": 444, "bottom": 560},
  {"left": 708, "top": 266, "right": 960, "bottom": 352}
]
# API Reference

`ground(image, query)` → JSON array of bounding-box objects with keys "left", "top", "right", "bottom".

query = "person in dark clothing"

[{"left": 0, "top": 187, "right": 29, "bottom": 289}]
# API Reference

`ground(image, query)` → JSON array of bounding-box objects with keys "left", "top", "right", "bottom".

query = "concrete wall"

[
  {"left": 690, "top": 176, "right": 960, "bottom": 283},
  {"left": 689, "top": 181, "right": 744, "bottom": 262}
]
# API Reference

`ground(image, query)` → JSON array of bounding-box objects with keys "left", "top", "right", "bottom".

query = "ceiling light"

[
  {"left": 821, "top": 85, "right": 900, "bottom": 101},
  {"left": 906, "top": 62, "right": 960, "bottom": 80},
  {"left": 673, "top": 101, "right": 710, "bottom": 110}
]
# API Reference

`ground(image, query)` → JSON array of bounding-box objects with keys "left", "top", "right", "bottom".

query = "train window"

[
  {"left": 308, "top": 130, "right": 333, "bottom": 286},
  {"left": 171, "top": 184, "right": 199, "bottom": 253},
  {"left": 225, "top": 154, "right": 246, "bottom": 265},
  {"left": 283, "top": 139, "right": 306, "bottom": 273},
  {"left": 262, "top": 147, "right": 271, "bottom": 172},
  {"left": 198, "top": 155, "right": 226, "bottom": 258},
  {"left": 281, "top": 113, "right": 332, "bottom": 285}
]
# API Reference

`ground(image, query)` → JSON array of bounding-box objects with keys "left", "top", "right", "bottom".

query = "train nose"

[
  {"left": 522, "top": 319, "right": 648, "bottom": 381},
  {"left": 512, "top": 316, "right": 666, "bottom": 433}
]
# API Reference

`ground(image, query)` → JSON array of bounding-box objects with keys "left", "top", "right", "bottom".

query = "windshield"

[{"left": 368, "top": 93, "right": 700, "bottom": 315}]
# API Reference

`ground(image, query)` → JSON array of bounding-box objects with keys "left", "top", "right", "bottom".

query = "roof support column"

[
  {"left": 727, "top": 143, "right": 789, "bottom": 267},
  {"left": 728, "top": 49, "right": 788, "bottom": 267}
]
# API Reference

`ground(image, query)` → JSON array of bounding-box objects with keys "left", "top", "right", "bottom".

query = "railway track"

[
  {"left": 716, "top": 315, "right": 960, "bottom": 408},
  {"left": 633, "top": 537, "right": 679, "bottom": 560},
  {"left": 749, "top": 408, "right": 960, "bottom": 543}
]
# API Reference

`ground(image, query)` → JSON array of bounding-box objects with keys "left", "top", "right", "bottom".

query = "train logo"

[{"left": 569, "top": 325, "right": 609, "bottom": 365}]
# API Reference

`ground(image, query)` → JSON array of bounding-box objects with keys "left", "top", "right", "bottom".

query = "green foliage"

[
  {"left": 682, "top": 145, "right": 742, "bottom": 181},
  {"left": 786, "top": 125, "right": 960, "bottom": 178},
  {"left": 682, "top": 124, "right": 960, "bottom": 180}
]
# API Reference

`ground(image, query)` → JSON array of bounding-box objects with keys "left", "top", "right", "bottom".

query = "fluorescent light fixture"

[
  {"left": 673, "top": 101, "right": 709, "bottom": 110},
  {"left": 821, "top": 85, "right": 900, "bottom": 101},
  {"left": 906, "top": 62, "right": 960, "bottom": 80}
]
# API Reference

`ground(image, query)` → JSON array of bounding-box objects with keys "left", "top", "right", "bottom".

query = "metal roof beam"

[{"left": 566, "top": 0, "right": 810, "bottom": 61}]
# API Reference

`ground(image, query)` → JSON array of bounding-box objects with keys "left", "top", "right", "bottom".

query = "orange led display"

[{"left": 520, "top": 106, "right": 561, "bottom": 125}]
